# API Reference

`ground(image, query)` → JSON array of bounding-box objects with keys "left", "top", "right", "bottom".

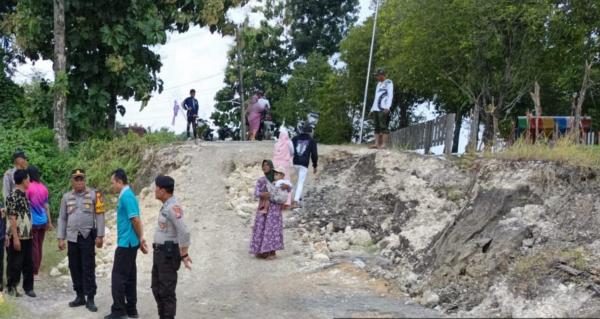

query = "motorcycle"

[
  {"left": 196, "top": 118, "right": 214, "bottom": 141},
  {"left": 218, "top": 126, "right": 238, "bottom": 141},
  {"left": 256, "top": 110, "right": 276, "bottom": 141}
]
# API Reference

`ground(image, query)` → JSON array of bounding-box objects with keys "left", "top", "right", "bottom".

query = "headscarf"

[
  {"left": 262, "top": 159, "right": 274, "bottom": 183},
  {"left": 273, "top": 129, "right": 292, "bottom": 164}
]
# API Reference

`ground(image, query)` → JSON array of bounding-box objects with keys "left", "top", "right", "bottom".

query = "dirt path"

[{"left": 13, "top": 141, "right": 441, "bottom": 319}]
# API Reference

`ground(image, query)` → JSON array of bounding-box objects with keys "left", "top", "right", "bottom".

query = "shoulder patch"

[{"left": 172, "top": 205, "right": 183, "bottom": 219}]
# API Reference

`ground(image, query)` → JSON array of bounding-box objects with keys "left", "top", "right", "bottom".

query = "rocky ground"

[
  {"left": 8, "top": 141, "right": 600, "bottom": 318},
  {"left": 9, "top": 141, "right": 441, "bottom": 319}
]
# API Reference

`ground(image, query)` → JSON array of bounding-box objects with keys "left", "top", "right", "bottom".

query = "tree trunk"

[
  {"left": 574, "top": 60, "right": 593, "bottom": 144},
  {"left": 107, "top": 95, "right": 117, "bottom": 130},
  {"left": 236, "top": 26, "right": 246, "bottom": 141},
  {"left": 53, "top": 0, "right": 68, "bottom": 151},
  {"left": 492, "top": 112, "right": 499, "bottom": 150},
  {"left": 452, "top": 109, "right": 462, "bottom": 153},
  {"left": 467, "top": 98, "right": 481, "bottom": 153},
  {"left": 529, "top": 81, "right": 542, "bottom": 141}
]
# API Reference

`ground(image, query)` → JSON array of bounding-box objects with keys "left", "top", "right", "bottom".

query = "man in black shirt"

[
  {"left": 182, "top": 89, "right": 199, "bottom": 139},
  {"left": 292, "top": 125, "right": 318, "bottom": 209}
]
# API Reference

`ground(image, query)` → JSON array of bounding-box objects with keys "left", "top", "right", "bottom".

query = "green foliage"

[
  {"left": 0, "top": 69, "right": 23, "bottom": 127},
  {"left": 0, "top": 127, "right": 177, "bottom": 218},
  {"left": 211, "top": 14, "right": 292, "bottom": 130},
  {"left": 8, "top": 0, "right": 244, "bottom": 140},
  {"left": 285, "top": 0, "right": 359, "bottom": 57}
]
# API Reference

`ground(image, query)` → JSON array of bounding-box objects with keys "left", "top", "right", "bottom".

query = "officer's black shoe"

[
  {"left": 69, "top": 295, "right": 86, "bottom": 307},
  {"left": 103, "top": 314, "right": 127, "bottom": 319},
  {"left": 127, "top": 309, "right": 140, "bottom": 318},
  {"left": 86, "top": 296, "right": 98, "bottom": 312},
  {"left": 24, "top": 290, "right": 36, "bottom": 298}
]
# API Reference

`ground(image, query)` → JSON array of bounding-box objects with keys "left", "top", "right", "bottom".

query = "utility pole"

[
  {"left": 53, "top": 0, "right": 69, "bottom": 151},
  {"left": 236, "top": 25, "right": 247, "bottom": 141},
  {"left": 358, "top": 0, "right": 381, "bottom": 144}
]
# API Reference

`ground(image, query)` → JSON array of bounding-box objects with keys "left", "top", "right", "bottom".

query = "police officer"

[
  {"left": 57, "top": 169, "right": 105, "bottom": 312},
  {"left": 152, "top": 175, "right": 191, "bottom": 319}
]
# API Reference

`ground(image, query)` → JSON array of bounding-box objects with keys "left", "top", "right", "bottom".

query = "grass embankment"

[
  {"left": 0, "top": 127, "right": 180, "bottom": 276},
  {"left": 490, "top": 138, "right": 600, "bottom": 168}
]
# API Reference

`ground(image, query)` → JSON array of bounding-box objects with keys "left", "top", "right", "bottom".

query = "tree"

[
  {"left": 53, "top": 0, "right": 68, "bottom": 150},
  {"left": 10, "top": 0, "right": 245, "bottom": 140},
  {"left": 211, "top": 13, "right": 292, "bottom": 131},
  {"left": 285, "top": 0, "right": 359, "bottom": 57}
]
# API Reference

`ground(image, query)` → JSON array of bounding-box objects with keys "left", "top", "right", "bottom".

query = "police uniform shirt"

[
  {"left": 370, "top": 79, "right": 394, "bottom": 112},
  {"left": 154, "top": 196, "right": 190, "bottom": 247},
  {"left": 58, "top": 188, "right": 106, "bottom": 243},
  {"left": 2, "top": 168, "right": 16, "bottom": 201}
]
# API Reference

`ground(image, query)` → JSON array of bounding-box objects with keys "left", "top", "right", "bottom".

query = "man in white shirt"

[{"left": 369, "top": 69, "right": 394, "bottom": 149}]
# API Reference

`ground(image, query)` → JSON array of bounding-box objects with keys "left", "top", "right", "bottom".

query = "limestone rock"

[
  {"left": 349, "top": 229, "right": 372, "bottom": 246},
  {"left": 50, "top": 267, "right": 61, "bottom": 277},
  {"left": 328, "top": 240, "right": 350, "bottom": 252},
  {"left": 313, "top": 253, "right": 330, "bottom": 262}
]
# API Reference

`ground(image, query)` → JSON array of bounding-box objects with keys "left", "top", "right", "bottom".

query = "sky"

[{"left": 11, "top": 0, "right": 470, "bottom": 153}]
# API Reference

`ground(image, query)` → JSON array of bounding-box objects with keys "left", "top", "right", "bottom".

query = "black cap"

[
  {"left": 12, "top": 151, "right": 27, "bottom": 162},
  {"left": 71, "top": 169, "right": 86, "bottom": 178},
  {"left": 374, "top": 68, "right": 386, "bottom": 76}
]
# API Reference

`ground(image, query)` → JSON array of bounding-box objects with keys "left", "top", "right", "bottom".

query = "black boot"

[
  {"left": 86, "top": 295, "right": 98, "bottom": 312},
  {"left": 69, "top": 294, "right": 86, "bottom": 307}
]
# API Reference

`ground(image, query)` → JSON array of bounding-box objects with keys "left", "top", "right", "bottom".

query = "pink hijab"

[{"left": 273, "top": 129, "right": 293, "bottom": 165}]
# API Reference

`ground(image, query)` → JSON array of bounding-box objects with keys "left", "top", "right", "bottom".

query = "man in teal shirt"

[{"left": 105, "top": 169, "right": 148, "bottom": 319}]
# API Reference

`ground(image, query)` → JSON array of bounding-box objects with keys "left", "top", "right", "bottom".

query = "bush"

[
  {"left": 0, "top": 127, "right": 178, "bottom": 218},
  {"left": 491, "top": 138, "right": 600, "bottom": 168}
]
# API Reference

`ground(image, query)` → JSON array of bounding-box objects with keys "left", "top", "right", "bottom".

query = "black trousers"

[
  {"left": 7, "top": 238, "right": 33, "bottom": 292},
  {"left": 186, "top": 116, "right": 197, "bottom": 138},
  {"left": 68, "top": 233, "right": 97, "bottom": 297},
  {"left": 0, "top": 237, "right": 4, "bottom": 290},
  {"left": 151, "top": 247, "right": 181, "bottom": 319},
  {"left": 111, "top": 246, "right": 138, "bottom": 316}
]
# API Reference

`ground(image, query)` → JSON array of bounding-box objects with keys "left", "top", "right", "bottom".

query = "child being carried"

[{"left": 259, "top": 167, "right": 293, "bottom": 214}]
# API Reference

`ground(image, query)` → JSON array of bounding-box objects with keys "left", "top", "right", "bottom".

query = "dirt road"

[{"left": 12, "top": 141, "right": 441, "bottom": 319}]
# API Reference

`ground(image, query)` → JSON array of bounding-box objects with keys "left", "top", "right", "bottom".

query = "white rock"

[
  {"left": 349, "top": 229, "right": 372, "bottom": 246},
  {"left": 326, "top": 222, "right": 334, "bottom": 233},
  {"left": 50, "top": 267, "right": 61, "bottom": 277},
  {"left": 421, "top": 290, "right": 440, "bottom": 307},
  {"left": 313, "top": 241, "right": 330, "bottom": 254},
  {"left": 328, "top": 240, "right": 350, "bottom": 252},
  {"left": 378, "top": 234, "right": 401, "bottom": 249},
  {"left": 313, "top": 253, "right": 330, "bottom": 262}
]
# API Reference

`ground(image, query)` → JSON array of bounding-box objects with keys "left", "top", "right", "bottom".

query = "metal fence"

[{"left": 390, "top": 114, "right": 456, "bottom": 154}]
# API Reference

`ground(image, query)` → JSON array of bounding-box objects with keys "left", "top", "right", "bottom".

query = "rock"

[
  {"left": 328, "top": 240, "right": 350, "bottom": 252},
  {"left": 313, "top": 253, "right": 330, "bottom": 262},
  {"left": 522, "top": 238, "right": 534, "bottom": 248},
  {"left": 349, "top": 229, "right": 372, "bottom": 246},
  {"left": 378, "top": 234, "right": 401, "bottom": 249},
  {"left": 381, "top": 217, "right": 393, "bottom": 232},
  {"left": 313, "top": 241, "right": 330, "bottom": 254},
  {"left": 326, "top": 222, "right": 334, "bottom": 233},
  {"left": 420, "top": 290, "right": 440, "bottom": 307},
  {"left": 353, "top": 259, "right": 367, "bottom": 269},
  {"left": 50, "top": 267, "right": 61, "bottom": 277}
]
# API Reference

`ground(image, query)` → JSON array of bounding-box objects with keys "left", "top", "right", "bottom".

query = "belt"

[{"left": 152, "top": 243, "right": 179, "bottom": 250}]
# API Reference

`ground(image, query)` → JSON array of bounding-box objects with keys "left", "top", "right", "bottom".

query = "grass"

[
  {"left": 512, "top": 247, "right": 588, "bottom": 298},
  {"left": 490, "top": 138, "right": 600, "bottom": 168},
  {"left": 0, "top": 299, "right": 17, "bottom": 318},
  {"left": 39, "top": 232, "right": 67, "bottom": 276}
]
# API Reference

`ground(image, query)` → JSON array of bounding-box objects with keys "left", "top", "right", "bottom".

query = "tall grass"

[{"left": 491, "top": 138, "right": 600, "bottom": 168}]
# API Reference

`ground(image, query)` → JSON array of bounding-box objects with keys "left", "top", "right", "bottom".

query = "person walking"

[
  {"left": 246, "top": 90, "right": 270, "bottom": 141},
  {"left": 291, "top": 125, "right": 318, "bottom": 209},
  {"left": 183, "top": 89, "right": 199, "bottom": 140},
  {"left": 105, "top": 169, "right": 148, "bottom": 319},
  {"left": 273, "top": 128, "right": 294, "bottom": 208},
  {"left": 249, "top": 160, "right": 286, "bottom": 259},
  {"left": 3, "top": 151, "right": 28, "bottom": 201},
  {"left": 57, "top": 169, "right": 105, "bottom": 312},
  {"left": 26, "top": 166, "right": 54, "bottom": 280},
  {"left": 151, "top": 175, "right": 192, "bottom": 319},
  {"left": 5, "top": 169, "right": 35, "bottom": 298},
  {"left": 368, "top": 69, "right": 394, "bottom": 149}
]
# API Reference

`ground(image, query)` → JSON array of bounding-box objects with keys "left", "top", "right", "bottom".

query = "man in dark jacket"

[
  {"left": 182, "top": 89, "right": 199, "bottom": 139},
  {"left": 292, "top": 125, "right": 318, "bottom": 208}
]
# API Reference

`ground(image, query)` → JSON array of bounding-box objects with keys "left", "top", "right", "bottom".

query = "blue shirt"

[
  {"left": 116, "top": 186, "right": 140, "bottom": 248},
  {"left": 183, "top": 97, "right": 199, "bottom": 117}
]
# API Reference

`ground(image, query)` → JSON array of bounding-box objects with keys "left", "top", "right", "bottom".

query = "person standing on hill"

[
  {"left": 58, "top": 169, "right": 105, "bottom": 313},
  {"left": 291, "top": 125, "right": 318, "bottom": 209},
  {"left": 183, "top": 89, "right": 199, "bottom": 140},
  {"left": 105, "top": 169, "right": 148, "bottom": 319},
  {"left": 26, "top": 166, "right": 54, "bottom": 281},
  {"left": 369, "top": 69, "right": 394, "bottom": 149}
]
